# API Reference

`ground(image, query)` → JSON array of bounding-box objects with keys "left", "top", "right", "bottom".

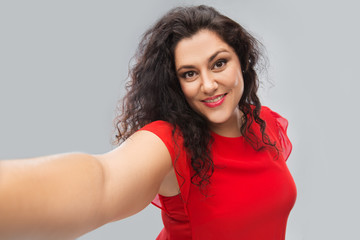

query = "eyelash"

[
  {"left": 213, "top": 59, "right": 227, "bottom": 69},
  {"left": 180, "top": 71, "right": 194, "bottom": 79},
  {"left": 180, "top": 59, "right": 228, "bottom": 79}
]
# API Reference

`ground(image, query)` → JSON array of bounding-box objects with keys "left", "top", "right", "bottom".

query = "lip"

[
  {"left": 201, "top": 93, "right": 227, "bottom": 108},
  {"left": 202, "top": 94, "right": 226, "bottom": 101}
]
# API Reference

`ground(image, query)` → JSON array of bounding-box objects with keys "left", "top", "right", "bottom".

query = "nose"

[{"left": 201, "top": 72, "right": 218, "bottom": 95}]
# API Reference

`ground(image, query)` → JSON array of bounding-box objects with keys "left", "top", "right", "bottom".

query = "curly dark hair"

[{"left": 114, "top": 5, "right": 276, "bottom": 192}]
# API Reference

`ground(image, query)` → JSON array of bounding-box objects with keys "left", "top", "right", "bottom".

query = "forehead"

[{"left": 174, "top": 30, "right": 232, "bottom": 66}]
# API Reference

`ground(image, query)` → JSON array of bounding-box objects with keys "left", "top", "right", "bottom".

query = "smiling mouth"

[{"left": 202, "top": 93, "right": 228, "bottom": 103}]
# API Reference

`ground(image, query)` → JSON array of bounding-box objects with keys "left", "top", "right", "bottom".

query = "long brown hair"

[{"left": 114, "top": 5, "right": 276, "bottom": 191}]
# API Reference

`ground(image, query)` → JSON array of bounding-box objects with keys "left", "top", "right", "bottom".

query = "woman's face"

[{"left": 174, "top": 30, "right": 244, "bottom": 132}]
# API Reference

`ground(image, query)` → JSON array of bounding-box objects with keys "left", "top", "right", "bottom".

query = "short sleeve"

[
  {"left": 261, "top": 106, "right": 293, "bottom": 161},
  {"left": 138, "top": 121, "right": 191, "bottom": 215}
]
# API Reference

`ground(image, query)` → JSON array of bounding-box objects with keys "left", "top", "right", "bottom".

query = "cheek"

[
  {"left": 180, "top": 82, "right": 199, "bottom": 101},
  {"left": 230, "top": 72, "right": 244, "bottom": 98},
  {"left": 225, "top": 69, "right": 243, "bottom": 89},
  {"left": 236, "top": 77, "right": 244, "bottom": 96},
  {"left": 236, "top": 75, "right": 244, "bottom": 90}
]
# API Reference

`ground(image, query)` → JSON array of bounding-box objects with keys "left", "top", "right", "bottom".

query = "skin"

[
  {"left": 158, "top": 30, "right": 247, "bottom": 199},
  {"left": 0, "top": 132, "right": 174, "bottom": 239},
  {"left": 175, "top": 29, "right": 244, "bottom": 137},
  {"left": 0, "top": 30, "right": 245, "bottom": 239}
]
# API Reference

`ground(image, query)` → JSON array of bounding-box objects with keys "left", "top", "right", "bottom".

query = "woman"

[{"left": 0, "top": 5, "right": 296, "bottom": 240}]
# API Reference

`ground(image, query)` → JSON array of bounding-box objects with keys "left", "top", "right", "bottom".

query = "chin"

[{"left": 205, "top": 114, "right": 232, "bottom": 125}]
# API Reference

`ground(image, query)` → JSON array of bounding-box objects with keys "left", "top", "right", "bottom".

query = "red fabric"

[{"left": 140, "top": 106, "right": 297, "bottom": 240}]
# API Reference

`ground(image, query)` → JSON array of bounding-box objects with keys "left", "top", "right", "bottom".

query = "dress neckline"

[{"left": 210, "top": 130, "right": 244, "bottom": 140}]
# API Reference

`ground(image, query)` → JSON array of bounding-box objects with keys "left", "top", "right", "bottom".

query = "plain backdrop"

[{"left": 1, "top": 0, "right": 359, "bottom": 239}]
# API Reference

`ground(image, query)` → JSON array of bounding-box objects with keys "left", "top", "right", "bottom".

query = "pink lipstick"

[{"left": 201, "top": 93, "right": 227, "bottom": 108}]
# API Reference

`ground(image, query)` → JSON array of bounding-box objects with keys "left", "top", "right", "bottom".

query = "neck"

[{"left": 209, "top": 109, "right": 243, "bottom": 137}]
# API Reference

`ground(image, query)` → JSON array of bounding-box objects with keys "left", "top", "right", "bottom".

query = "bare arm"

[{"left": 0, "top": 130, "right": 172, "bottom": 239}]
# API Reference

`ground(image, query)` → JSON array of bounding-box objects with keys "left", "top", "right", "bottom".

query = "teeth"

[{"left": 204, "top": 94, "right": 225, "bottom": 103}]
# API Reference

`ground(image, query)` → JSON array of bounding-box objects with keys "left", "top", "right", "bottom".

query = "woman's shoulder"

[
  {"left": 259, "top": 105, "right": 292, "bottom": 161},
  {"left": 139, "top": 120, "right": 174, "bottom": 137},
  {"left": 259, "top": 106, "right": 288, "bottom": 124},
  {"left": 140, "top": 120, "right": 172, "bottom": 129},
  {"left": 260, "top": 105, "right": 277, "bottom": 116},
  {"left": 258, "top": 105, "right": 289, "bottom": 133},
  {"left": 138, "top": 120, "right": 183, "bottom": 159},
  {"left": 249, "top": 105, "right": 282, "bottom": 118}
]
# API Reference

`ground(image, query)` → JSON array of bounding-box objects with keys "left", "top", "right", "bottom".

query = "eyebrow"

[{"left": 176, "top": 49, "right": 229, "bottom": 72}]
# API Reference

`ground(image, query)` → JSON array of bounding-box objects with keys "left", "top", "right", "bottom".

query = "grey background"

[{"left": 1, "top": 0, "right": 359, "bottom": 239}]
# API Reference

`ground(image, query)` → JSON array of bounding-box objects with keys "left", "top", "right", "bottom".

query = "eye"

[
  {"left": 182, "top": 71, "right": 197, "bottom": 79},
  {"left": 213, "top": 59, "right": 227, "bottom": 69}
]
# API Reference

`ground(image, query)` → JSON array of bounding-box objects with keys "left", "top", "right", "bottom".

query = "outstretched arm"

[{"left": 0, "top": 130, "right": 172, "bottom": 239}]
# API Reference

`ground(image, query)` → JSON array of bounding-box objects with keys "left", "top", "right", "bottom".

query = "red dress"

[{"left": 140, "top": 106, "right": 297, "bottom": 240}]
